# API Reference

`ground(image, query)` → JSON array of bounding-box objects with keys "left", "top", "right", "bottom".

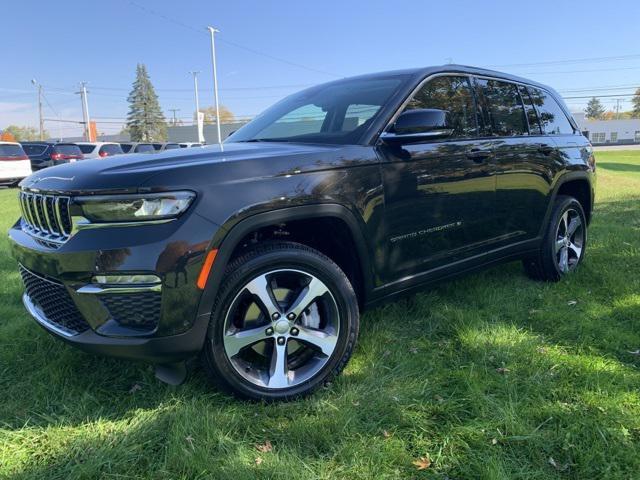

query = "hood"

[{"left": 19, "top": 142, "right": 343, "bottom": 194}]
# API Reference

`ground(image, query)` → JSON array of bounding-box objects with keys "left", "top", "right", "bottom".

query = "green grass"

[{"left": 1, "top": 151, "right": 640, "bottom": 479}]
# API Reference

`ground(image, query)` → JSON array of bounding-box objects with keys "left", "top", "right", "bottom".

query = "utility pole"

[
  {"left": 31, "top": 79, "right": 44, "bottom": 140},
  {"left": 615, "top": 98, "right": 622, "bottom": 120},
  {"left": 207, "top": 26, "right": 223, "bottom": 149},
  {"left": 169, "top": 108, "right": 180, "bottom": 126},
  {"left": 189, "top": 71, "right": 201, "bottom": 121},
  {"left": 76, "top": 82, "right": 91, "bottom": 141},
  {"left": 189, "top": 71, "right": 204, "bottom": 143}
]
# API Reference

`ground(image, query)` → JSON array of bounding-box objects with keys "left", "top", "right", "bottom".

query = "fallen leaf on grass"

[
  {"left": 382, "top": 430, "right": 391, "bottom": 439},
  {"left": 352, "top": 400, "right": 360, "bottom": 407},
  {"left": 409, "top": 347, "right": 418, "bottom": 354},
  {"left": 412, "top": 455, "right": 431, "bottom": 470},
  {"left": 185, "top": 435, "right": 195, "bottom": 450},
  {"left": 255, "top": 440, "right": 272, "bottom": 453},
  {"left": 567, "top": 300, "right": 577, "bottom": 306},
  {"left": 255, "top": 457, "right": 263, "bottom": 465},
  {"left": 496, "top": 367, "right": 510, "bottom": 374},
  {"left": 128, "top": 383, "right": 142, "bottom": 394},
  {"left": 628, "top": 350, "right": 640, "bottom": 356},
  {"left": 382, "top": 350, "right": 391, "bottom": 357},
  {"left": 491, "top": 438, "right": 498, "bottom": 445}
]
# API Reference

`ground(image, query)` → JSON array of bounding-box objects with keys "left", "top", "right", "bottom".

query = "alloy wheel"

[
  {"left": 222, "top": 269, "right": 340, "bottom": 390},
  {"left": 555, "top": 208, "right": 584, "bottom": 274}
]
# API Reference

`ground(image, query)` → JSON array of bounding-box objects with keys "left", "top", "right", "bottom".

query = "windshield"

[{"left": 227, "top": 75, "right": 409, "bottom": 145}]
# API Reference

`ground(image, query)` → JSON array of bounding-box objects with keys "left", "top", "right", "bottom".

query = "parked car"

[
  {"left": 10, "top": 65, "right": 595, "bottom": 400},
  {"left": 119, "top": 142, "right": 155, "bottom": 154},
  {"left": 20, "top": 142, "right": 84, "bottom": 171},
  {"left": 179, "top": 143, "right": 203, "bottom": 148},
  {"left": 76, "top": 142, "right": 124, "bottom": 159},
  {"left": 0, "top": 142, "right": 32, "bottom": 186}
]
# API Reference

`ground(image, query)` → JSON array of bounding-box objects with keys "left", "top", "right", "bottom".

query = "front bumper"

[{"left": 9, "top": 207, "right": 220, "bottom": 363}]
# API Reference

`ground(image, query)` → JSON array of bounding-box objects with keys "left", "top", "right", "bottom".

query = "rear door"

[
  {"left": 377, "top": 75, "right": 498, "bottom": 283},
  {"left": 474, "top": 78, "right": 556, "bottom": 244}
]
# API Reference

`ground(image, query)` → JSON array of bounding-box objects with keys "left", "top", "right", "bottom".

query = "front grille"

[
  {"left": 19, "top": 265, "right": 89, "bottom": 335},
  {"left": 18, "top": 190, "right": 72, "bottom": 245},
  {"left": 101, "top": 292, "right": 162, "bottom": 331}
]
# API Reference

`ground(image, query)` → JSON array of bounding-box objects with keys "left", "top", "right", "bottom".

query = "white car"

[
  {"left": 75, "top": 142, "right": 124, "bottom": 159},
  {"left": 0, "top": 142, "right": 32, "bottom": 186}
]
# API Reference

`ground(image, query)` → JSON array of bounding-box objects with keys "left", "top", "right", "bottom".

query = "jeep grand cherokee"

[{"left": 9, "top": 65, "right": 595, "bottom": 400}]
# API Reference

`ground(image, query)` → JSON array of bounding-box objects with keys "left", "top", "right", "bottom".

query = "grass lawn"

[{"left": 1, "top": 151, "right": 639, "bottom": 479}]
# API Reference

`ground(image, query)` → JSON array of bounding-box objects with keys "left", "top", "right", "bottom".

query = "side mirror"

[{"left": 381, "top": 109, "right": 454, "bottom": 143}]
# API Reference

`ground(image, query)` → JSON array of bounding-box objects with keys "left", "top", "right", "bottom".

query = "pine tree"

[
  {"left": 632, "top": 88, "right": 640, "bottom": 118},
  {"left": 584, "top": 97, "right": 605, "bottom": 120},
  {"left": 126, "top": 64, "right": 167, "bottom": 141}
]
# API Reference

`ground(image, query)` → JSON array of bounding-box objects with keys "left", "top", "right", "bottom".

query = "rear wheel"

[
  {"left": 523, "top": 195, "right": 587, "bottom": 281},
  {"left": 202, "top": 242, "right": 359, "bottom": 400}
]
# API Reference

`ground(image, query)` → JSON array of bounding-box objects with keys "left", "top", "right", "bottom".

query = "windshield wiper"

[{"left": 238, "top": 138, "right": 285, "bottom": 143}]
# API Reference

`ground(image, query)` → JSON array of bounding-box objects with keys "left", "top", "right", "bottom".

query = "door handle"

[
  {"left": 466, "top": 149, "right": 491, "bottom": 163},
  {"left": 538, "top": 145, "right": 554, "bottom": 155}
]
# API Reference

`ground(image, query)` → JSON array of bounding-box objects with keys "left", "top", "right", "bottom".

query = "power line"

[
  {"left": 490, "top": 53, "right": 640, "bottom": 68},
  {"left": 126, "top": 0, "right": 340, "bottom": 78}
]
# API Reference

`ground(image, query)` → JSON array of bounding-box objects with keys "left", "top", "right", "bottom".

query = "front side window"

[
  {"left": 227, "top": 76, "right": 408, "bottom": 145},
  {"left": 527, "top": 87, "right": 574, "bottom": 135},
  {"left": 475, "top": 79, "right": 527, "bottom": 136},
  {"left": 404, "top": 75, "right": 477, "bottom": 137}
]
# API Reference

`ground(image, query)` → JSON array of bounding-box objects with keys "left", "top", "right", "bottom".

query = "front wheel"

[
  {"left": 523, "top": 195, "right": 587, "bottom": 282},
  {"left": 202, "top": 242, "right": 359, "bottom": 400}
]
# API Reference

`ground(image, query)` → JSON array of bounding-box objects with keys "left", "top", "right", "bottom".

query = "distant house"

[{"left": 573, "top": 112, "right": 640, "bottom": 145}]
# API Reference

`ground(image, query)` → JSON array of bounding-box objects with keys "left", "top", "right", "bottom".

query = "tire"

[
  {"left": 202, "top": 241, "right": 359, "bottom": 401},
  {"left": 523, "top": 195, "right": 587, "bottom": 282}
]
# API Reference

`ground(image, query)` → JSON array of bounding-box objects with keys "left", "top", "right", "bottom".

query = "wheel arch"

[
  {"left": 196, "top": 204, "right": 374, "bottom": 319},
  {"left": 551, "top": 173, "right": 594, "bottom": 225}
]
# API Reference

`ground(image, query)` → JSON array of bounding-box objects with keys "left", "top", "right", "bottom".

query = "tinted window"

[
  {"left": 120, "top": 144, "right": 132, "bottom": 153},
  {"left": 78, "top": 144, "right": 97, "bottom": 154},
  {"left": 163, "top": 143, "right": 180, "bottom": 150},
  {"left": 475, "top": 79, "right": 527, "bottom": 136},
  {"left": 22, "top": 144, "right": 48, "bottom": 156},
  {"left": 528, "top": 87, "right": 574, "bottom": 135},
  {"left": 53, "top": 144, "right": 82, "bottom": 156},
  {"left": 135, "top": 144, "right": 155, "bottom": 153},
  {"left": 227, "top": 76, "right": 407, "bottom": 144},
  {"left": 518, "top": 85, "right": 542, "bottom": 135},
  {"left": 0, "top": 144, "right": 27, "bottom": 158},
  {"left": 152, "top": 143, "right": 163, "bottom": 151},
  {"left": 190, "top": 143, "right": 202, "bottom": 147},
  {"left": 99, "top": 144, "right": 124, "bottom": 156},
  {"left": 404, "top": 76, "right": 477, "bottom": 137}
]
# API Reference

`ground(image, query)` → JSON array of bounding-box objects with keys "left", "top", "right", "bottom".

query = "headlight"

[{"left": 73, "top": 191, "right": 195, "bottom": 223}]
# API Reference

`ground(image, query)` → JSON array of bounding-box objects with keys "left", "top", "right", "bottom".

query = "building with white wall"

[{"left": 573, "top": 112, "right": 640, "bottom": 145}]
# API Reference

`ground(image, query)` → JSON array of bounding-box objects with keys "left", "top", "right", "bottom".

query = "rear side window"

[
  {"left": 527, "top": 87, "right": 574, "bottom": 135},
  {"left": 518, "top": 85, "right": 542, "bottom": 135},
  {"left": 120, "top": 144, "right": 132, "bottom": 153},
  {"left": 405, "top": 75, "right": 477, "bottom": 137},
  {"left": 152, "top": 144, "right": 163, "bottom": 151},
  {"left": 99, "top": 144, "right": 124, "bottom": 156},
  {"left": 22, "top": 144, "right": 47, "bottom": 156},
  {"left": 475, "top": 79, "right": 527, "bottom": 136},
  {"left": 135, "top": 144, "right": 155, "bottom": 153},
  {"left": 78, "top": 144, "right": 96, "bottom": 154},
  {"left": 164, "top": 144, "right": 180, "bottom": 150},
  {"left": 0, "top": 144, "right": 27, "bottom": 159},
  {"left": 54, "top": 144, "right": 82, "bottom": 156}
]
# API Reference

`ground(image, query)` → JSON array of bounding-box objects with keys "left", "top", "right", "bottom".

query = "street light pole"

[
  {"left": 207, "top": 26, "right": 223, "bottom": 150},
  {"left": 31, "top": 79, "right": 44, "bottom": 140},
  {"left": 189, "top": 71, "right": 205, "bottom": 143},
  {"left": 169, "top": 108, "right": 180, "bottom": 126}
]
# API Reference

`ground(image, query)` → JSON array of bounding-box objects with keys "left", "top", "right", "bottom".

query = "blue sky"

[{"left": 2, "top": 0, "right": 640, "bottom": 137}]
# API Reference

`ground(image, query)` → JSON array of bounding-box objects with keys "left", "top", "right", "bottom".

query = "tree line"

[{"left": 584, "top": 89, "right": 640, "bottom": 120}]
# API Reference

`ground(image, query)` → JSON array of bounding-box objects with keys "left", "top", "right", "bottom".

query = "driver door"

[{"left": 377, "top": 75, "right": 499, "bottom": 284}]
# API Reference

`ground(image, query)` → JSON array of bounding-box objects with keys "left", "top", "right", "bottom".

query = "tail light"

[
  {"left": 0, "top": 155, "right": 29, "bottom": 161},
  {"left": 51, "top": 153, "right": 84, "bottom": 162},
  {"left": 98, "top": 150, "right": 109, "bottom": 158}
]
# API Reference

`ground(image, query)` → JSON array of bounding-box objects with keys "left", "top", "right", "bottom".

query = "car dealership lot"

[{"left": 1, "top": 150, "right": 639, "bottom": 479}]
